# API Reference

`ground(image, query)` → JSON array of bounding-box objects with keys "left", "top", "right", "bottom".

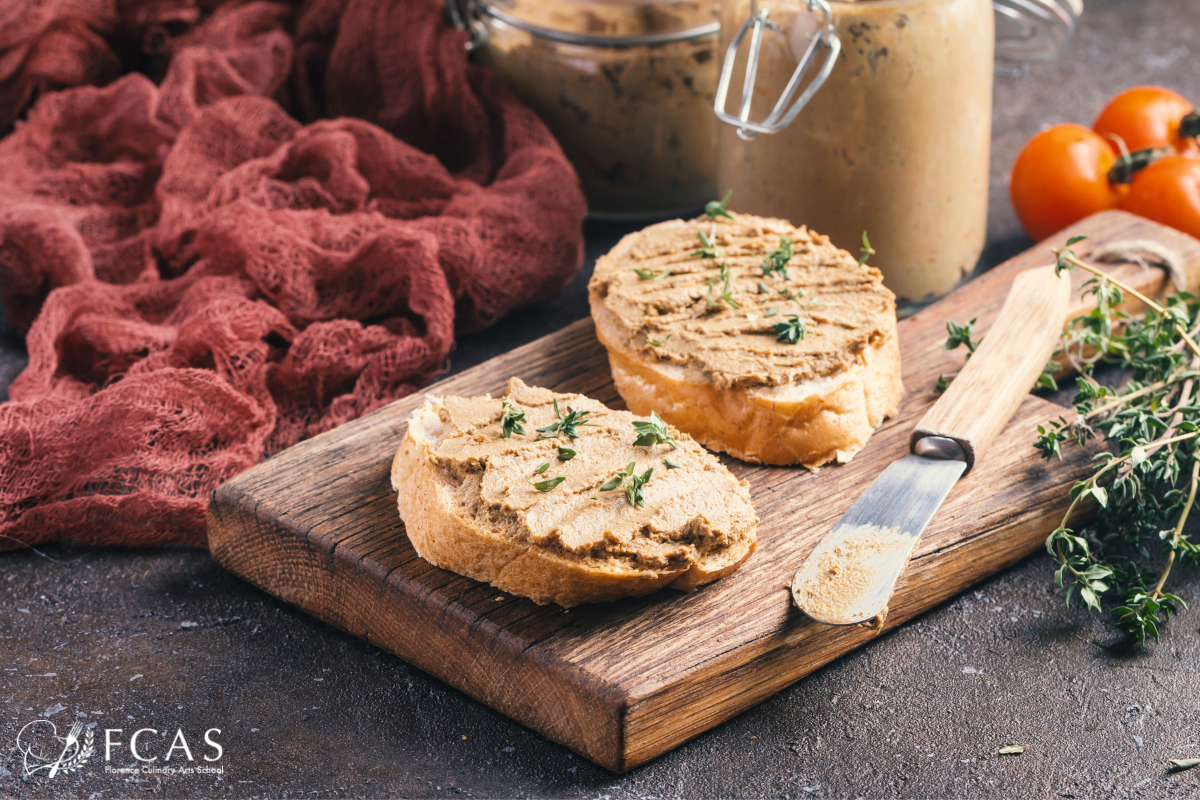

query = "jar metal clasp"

[{"left": 714, "top": 0, "right": 840, "bottom": 141}]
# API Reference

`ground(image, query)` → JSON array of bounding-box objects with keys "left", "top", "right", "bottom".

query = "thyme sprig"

[
  {"left": 599, "top": 462, "right": 654, "bottom": 508},
  {"left": 600, "top": 463, "right": 634, "bottom": 492},
  {"left": 705, "top": 190, "right": 734, "bottom": 221},
  {"left": 631, "top": 411, "right": 678, "bottom": 449},
  {"left": 773, "top": 314, "right": 807, "bottom": 344},
  {"left": 692, "top": 230, "right": 722, "bottom": 259},
  {"left": 537, "top": 399, "right": 594, "bottom": 440},
  {"left": 942, "top": 318, "right": 1058, "bottom": 388},
  {"left": 944, "top": 318, "right": 980, "bottom": 355},
  {"left": 633, "top": 267, "right": 672, "bottom": 281},
  {"left": 760, "top": 239, "right": 793, "bottom": 280},
  {"left": 1032, "top": 236, "right": 1200, "bottom": 644},
  {"left": 625, "top": 467, "right": 653, "bottom": 508},
  {"left": 857, "top": 231, "right": 875, "bottom": 267},
  {"left": 500, "top": 401, "right": 526, "bottom": 438},
  {"left": 705, "top": 262, "right": 741, "bottom": 309}
]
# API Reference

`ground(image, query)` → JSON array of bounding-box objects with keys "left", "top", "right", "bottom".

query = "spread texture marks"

[{"left": 391, "top": 378, "right": 758, "bottom": 607}]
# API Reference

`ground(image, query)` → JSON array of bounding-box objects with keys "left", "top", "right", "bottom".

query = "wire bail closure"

[{"left": 714, "top": 0, "right": 840, "bottom": 141}]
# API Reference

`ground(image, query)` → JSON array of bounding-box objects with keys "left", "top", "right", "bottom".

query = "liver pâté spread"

[
  {"left": 420, "top": 380, "right": 756, "bottom": 571},
  {"left": 588, "top": 213, "right": 897, "bottom": 390}
]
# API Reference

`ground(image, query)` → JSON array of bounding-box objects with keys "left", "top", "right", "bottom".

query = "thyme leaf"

[
  {"left": 705, "top": 190, "right": 734, "bottom": 221},
  {"left": 600, "top": 462, "right": 639, "bottom": 499},
  {"left": 760, "top": 238, "right": 793, "bottom": 279},
  {"left": 857, "top": 231, "right": 876, "bottom": 267},
  {"left": 647, "top": 333, "right": 673, "bottom": 347},
  {"left": 557, "top": 446, "right": 577, "bottom": 461},
  {"left": 691, "top": 230, "right": 722, "bottom": 259},
  {"left": 773, "top": 314, "right": 807, "bottom": 344},
  {"left": 633, "top": 267, "right": 672, "bottom": 281},
  {"left": 626, "top": 467, "right": 654, "bottom": 508},
  {"left": 599, "top": 475, "right": 624, "bottom": 491},
  {"left": 537, "top": 399, "right": 593, "bottom": 440},
  {"left": 944, "top": 318, "right": 980, "bottom": 354},
  {"left": 705, "top": 263, "right": 741, "bottom": 310},
  {"left": 532, "top": 476, "right": 566, "bottom": 492},
  {"left": 1037, "top": 359, "right": 1060, "bottom": 391},
  {"left": 500, "top": 401, "right": 526, "bottom": 438},
  {"left": 664, "top": 456, "right": 680, "bottom": 469},
  {"left": 631, "top": 411, "right": 678, "bottom": 449}
]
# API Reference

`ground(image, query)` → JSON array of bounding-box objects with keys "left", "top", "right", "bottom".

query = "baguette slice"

[
  {"left": 588, "top": 212, "right": 903, "bottom": 467},
  {"left": 391, "top": 378, "right": 758, "bottom": 607}
]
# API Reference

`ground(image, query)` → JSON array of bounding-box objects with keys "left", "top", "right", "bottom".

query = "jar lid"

[{"left": 468, "top": 0, "right": 720, "bottom": 45}]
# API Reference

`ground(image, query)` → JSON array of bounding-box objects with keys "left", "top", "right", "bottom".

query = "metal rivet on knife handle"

[{"left": 910, "top": 265, "right": 1072, "bottom": 473}]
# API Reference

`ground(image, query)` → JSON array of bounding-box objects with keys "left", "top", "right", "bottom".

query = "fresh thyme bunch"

[{"left": 1033, "top": 236, "right": 1200, "bottom": 644}]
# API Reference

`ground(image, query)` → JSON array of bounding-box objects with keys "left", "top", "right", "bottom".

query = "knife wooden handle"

[{"left": 911, "top": 265, "right": 1072, "bottom": 473}]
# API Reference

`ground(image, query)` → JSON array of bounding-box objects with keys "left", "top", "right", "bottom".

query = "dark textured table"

[{"left": 4, "top": 2, "right": 1200, "bottom": 797}]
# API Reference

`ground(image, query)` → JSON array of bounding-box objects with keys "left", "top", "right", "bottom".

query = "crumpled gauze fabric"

[{"left": 0, "top": 0, "right": 587, "bottom": 549}]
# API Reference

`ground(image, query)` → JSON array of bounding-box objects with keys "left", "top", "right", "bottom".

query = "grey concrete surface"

[{"left": 3, "top": 1, "right": 1200, "bottom": 797}]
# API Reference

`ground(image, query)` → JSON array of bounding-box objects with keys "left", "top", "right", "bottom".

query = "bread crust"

[
  {"left": 391, "top": 383, "right": 757, "bottom": 607},
  {"left": 595, "top": 317, "right": 903, "bottom": 467}
]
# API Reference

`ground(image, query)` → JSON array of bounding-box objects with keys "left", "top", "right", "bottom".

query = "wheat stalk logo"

[{"left": 15, "top": 718, "right": 94, "bottom": 778}]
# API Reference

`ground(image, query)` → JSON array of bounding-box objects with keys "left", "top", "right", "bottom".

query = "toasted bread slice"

[
  {"left": 588, "top": 212, "right": 903, "bottom": 467},
  {"left": 391, "top": 378, "right": 758, "bottom": 606}
]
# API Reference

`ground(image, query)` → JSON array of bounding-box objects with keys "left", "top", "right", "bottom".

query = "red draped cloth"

[{"left": 0, "top": 0, "right": 587, "bottom": 549}]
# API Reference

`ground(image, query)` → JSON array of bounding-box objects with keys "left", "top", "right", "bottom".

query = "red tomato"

[
  {"left": 1120, "top": 154, "right": 1200, "bottom": 240},
  {"left": 1092, "top": 85, "right": 1198, "bottom": 155},
  {"left": 1010, "top": 123, "right": 1124, "bottom": 242}
]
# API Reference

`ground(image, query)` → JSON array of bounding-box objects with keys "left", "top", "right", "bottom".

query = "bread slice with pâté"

[
  {"left": 390, "top": 378, "right": 758, "bottom": 607},
  {"left": 588, "top": 211, "right": 903, "bottom": 467}
]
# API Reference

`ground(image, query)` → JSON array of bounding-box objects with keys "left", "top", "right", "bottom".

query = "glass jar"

[
  {"left": 453, "top": 0, "right": 721, "bottom": 220},
  {"left": 715, "top": 0, "right": 995, "bottom": 306}
]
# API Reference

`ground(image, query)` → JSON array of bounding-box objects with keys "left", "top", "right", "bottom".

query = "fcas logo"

[{"left": 15, "top": 718, "right": 95, "bottom": 778}]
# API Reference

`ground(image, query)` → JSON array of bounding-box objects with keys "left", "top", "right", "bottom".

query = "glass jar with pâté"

[{"left": 449, "top": 0, "right": 721, "bottom": 220}]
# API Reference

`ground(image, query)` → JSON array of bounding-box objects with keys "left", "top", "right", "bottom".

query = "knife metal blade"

[{"left": 789, "top": 453, "right": 966, "bottom": 626}]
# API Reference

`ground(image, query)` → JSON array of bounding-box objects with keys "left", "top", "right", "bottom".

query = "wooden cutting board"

[{"left": 208, "top": 211, "right": 1200, "bottom": 772}]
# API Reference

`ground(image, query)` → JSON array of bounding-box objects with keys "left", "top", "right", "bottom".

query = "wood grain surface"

[{"left": 208, "top": 211, "right": 1200, "bottom": 772}]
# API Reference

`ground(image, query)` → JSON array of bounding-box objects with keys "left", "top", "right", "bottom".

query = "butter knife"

[{"left": 791, "top": 265, "right": 1071, "bottom": 626}]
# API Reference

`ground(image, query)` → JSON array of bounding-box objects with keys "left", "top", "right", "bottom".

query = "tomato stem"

[
  {"left": 1180, "top": 111, "right": 1200, "bottom": 141},
  {"left": 1107, "top": 147, "right": 1168, "bottom": 185}
]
